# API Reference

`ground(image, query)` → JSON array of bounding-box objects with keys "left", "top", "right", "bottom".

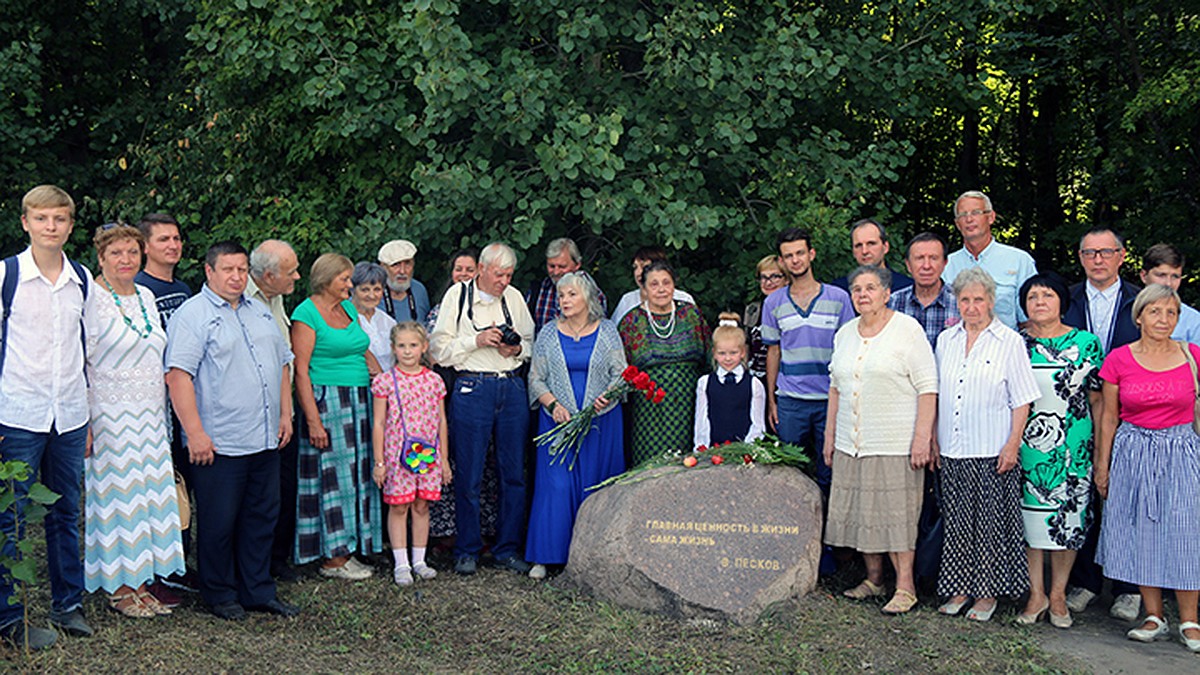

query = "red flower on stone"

[
  {"left": 697, "top": 445, "right": 707, "bottom": 453},
  {"left": 742, "top": 454, "right": 754, "bottom": 465},
  {"left": 711, "top": 455, "right": 724, "bottom": 465}
]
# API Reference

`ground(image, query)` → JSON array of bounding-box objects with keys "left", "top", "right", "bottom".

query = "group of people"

[{"left": 3, "top": 183, "right": 1199, "bottom": 657}]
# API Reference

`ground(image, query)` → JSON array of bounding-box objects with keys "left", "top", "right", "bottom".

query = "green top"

[{"left": 291, "top": 298, "right": 371, "bottom": 387}]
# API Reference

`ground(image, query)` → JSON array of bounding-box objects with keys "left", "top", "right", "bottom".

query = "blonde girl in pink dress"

[{"left": 371, "top": 322, "right": 452, "bottom": 586}]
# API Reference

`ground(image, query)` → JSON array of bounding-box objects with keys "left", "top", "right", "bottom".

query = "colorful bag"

[{"left": 390, "top": 371, "right": 439, "bottom": 474}]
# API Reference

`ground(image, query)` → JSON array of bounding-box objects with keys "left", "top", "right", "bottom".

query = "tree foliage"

[{"left": 1, "top": 0, "right": 1197, "bottom": 308}]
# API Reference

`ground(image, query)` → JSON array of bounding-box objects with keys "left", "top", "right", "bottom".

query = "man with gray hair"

[
  {"left": 378, "top": 239, "right": 431, "bottom": 323},
  {"left": 525, "top": 237, "right": 607, "bottom": 331},
  {"left": 246, "top": 239, "right": 303, "bottom": 582},
  {"left": 431, "top": 242, "right": 535, "bottom": 576},
  {"left": 941, "top": 190, "right": 1037, "bottom": 329}
]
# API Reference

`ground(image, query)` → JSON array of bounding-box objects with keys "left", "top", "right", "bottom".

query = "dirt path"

[{"left": 1035, "top": 605, "right": 1198, "bottom": 673}]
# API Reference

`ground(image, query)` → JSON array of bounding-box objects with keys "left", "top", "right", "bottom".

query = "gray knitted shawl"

[{"left": 527, "top": 318, "right": 627, "bottom": 416}]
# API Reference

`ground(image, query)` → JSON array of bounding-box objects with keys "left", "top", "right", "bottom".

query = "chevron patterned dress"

[{"left": 83, "top": 284, "right": 185, "bottom": 593}]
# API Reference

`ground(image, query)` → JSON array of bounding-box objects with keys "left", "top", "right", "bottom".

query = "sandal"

[
  {"left": 138, "top": 589, "right": 173, "bottom": 615},
  {"left": 881, "top": 589, "right": 918, "bottom": 615},
  {"left": 843, "top": 579, "right": 886, "bottom": 600},
  {"left": 108, "top": 591, "right": 156, "bottom": 619}
]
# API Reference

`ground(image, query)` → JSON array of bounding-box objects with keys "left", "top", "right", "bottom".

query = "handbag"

[
  {"left": 390, "top": 371, "right": 439, "bottom": 474},
  {"left": 913, "top": 467, "right": 943, "bottom": 581},
  {"left": 1179, "top": 341, "right": 1200, "bottom": 435},
  {"left": 174, "top": 470, "right": 191, "bottom": 531}
]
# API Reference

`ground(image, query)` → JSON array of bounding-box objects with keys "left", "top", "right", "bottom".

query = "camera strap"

[{"left": 464, "top": 280, "right": 513, "bottom": 331}]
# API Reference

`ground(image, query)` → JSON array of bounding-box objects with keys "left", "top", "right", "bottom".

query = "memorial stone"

[{"left": 562, "top": 464, "right": 823, "bottom": 625}]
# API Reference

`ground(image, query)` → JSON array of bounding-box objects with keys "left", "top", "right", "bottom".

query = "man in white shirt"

[
  {"left": 0, "top": 185, "right": 95, "bottom": 649},
  {"left": 431, "top": 242, "right": 535, "bottom": 577},
  {"left": 1061, "top": 227, "right": 1142, "bottom": 621},
  {"left": 247, "top": 239, "right": 303, "bottom": 582}
]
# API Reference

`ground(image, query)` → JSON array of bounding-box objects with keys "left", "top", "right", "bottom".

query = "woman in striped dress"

[
  {"left": 618, "top": 261, "right": 710, "bottom": 464},
  {"left": 84, "top": 224, "right": 185, "bottom": 618}
]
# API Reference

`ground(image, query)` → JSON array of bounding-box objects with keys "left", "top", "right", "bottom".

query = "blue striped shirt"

[{"left": 761, "top": 283, "right": 854, "bottom": 400}]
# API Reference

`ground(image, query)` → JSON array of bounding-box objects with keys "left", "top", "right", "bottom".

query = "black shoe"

[
  {"left": 49, "top": 608, "right": 94, "bottom": 637},
  {"left": 454, "top": 556, "right": 477, "bottom": 575},
  {"left": 0, "top": 621, "right": 57, "bottom": 650},
  {"left": 247, "top": 598, "right": 300, "bottom": 617},
  {"left": 490, "top": 556, "right": 532, "bottom": 574},
  {"left": 162, "top": 570, "right": 199, "bottom": 593},
  {"left": 271, "top": 562, "right": 300, "bottom": 582},
  {"left": 209, "top": 601, "right": 247, "bottom": 621}
]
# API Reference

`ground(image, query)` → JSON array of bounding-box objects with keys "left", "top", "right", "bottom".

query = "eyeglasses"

[
  {"left": 1079, "top": 248, "right": 1122, "bottom": 260},
  {"left": 954, "top": 209, "right": 992, "bottom": 221},
  {"left": 757, "top": 273, "right": 785, "bottom": 283}
]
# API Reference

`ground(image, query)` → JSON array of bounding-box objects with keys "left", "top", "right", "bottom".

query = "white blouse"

[
  {"left": 935, "top": 318, "right": 1040, "bottom": 459},
  {"left": 828, "top": 312, "right": 938, "bottom": 458},
  {"left": 358, "top": 308, "right": 397, "bottom": 372}
]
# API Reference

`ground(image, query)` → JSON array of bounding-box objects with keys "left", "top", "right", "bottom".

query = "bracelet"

[
  {"left": 374, "top": 462, "right": 386, "bottom": 469},
  {"left": 547, "top": 400, "right": 558, "bottom": 414}
]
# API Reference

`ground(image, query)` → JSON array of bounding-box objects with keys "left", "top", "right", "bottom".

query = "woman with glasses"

[{"left": 743, "top": 256, "right": 789, "bottom": 381}]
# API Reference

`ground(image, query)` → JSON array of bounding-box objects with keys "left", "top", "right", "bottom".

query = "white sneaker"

[
  {"left": 529, "top": 564, "right": 547, "bottom": 580},
  {"left": 1111, "top": 593, "right": 1142, "bottom": 622},
  {"left": 393, "top": 565, "right": 414, "bottom": 586},
  {"left": 319, "top": 561, "right": 372, "bottom": 581},
  {"left": 1065, "top": 587, "right": 1096, "bottom": 613},
  {"left": 412, "top": 562, "right": 437, "bottom": 580}
]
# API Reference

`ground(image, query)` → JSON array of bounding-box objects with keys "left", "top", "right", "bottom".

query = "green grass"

[{"left": 1, "top": 559, "right": 1084, "bottom": 673}]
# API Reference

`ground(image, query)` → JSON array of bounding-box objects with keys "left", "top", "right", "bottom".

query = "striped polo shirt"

[{"left": 760, "top": 283, "right": 854, "bottom": 400}]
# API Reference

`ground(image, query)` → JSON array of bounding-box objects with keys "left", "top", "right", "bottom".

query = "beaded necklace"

[
  {"left": 102, "top": 276, "right": 155, "bottom": 339},
  {"left": 643, "top": 301, "right": 677, "bottom": 339}
]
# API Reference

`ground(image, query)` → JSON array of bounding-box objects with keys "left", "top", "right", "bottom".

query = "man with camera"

[{"left": 430, "top": 242, "right": 535, "bottom": 577}]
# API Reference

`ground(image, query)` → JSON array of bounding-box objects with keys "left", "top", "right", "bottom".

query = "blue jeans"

[
  {"left": 451, "top": 374, "right": 528, "bottom": 560},
  {"left": 775, "top": 396, "right": 831, "bottom": 493},
  {"left": 0, "top": 423, "right": 87, "bottom": 627}
]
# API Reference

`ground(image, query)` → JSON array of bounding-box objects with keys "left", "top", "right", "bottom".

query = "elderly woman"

[
  {"left": 744, "top": 255, "right": 789, "bottom": 380},
  {"left": 935, "top": 267, "right": 1040, "bottom": 621},
  {"left": 526, "top": 272, "right": 627, "bottom": 579},
  {"left": 1096, "top": 284, "right": 1200, "bottom": 650},
  {"left": 351, "top": 262, "right": 397, "bottom": 372},
  {"left": 618, "top": 261, "right": 711, "bottom": 464},
  {"left": 823, "top": 266, "right": 937, "bottom": 615},
  {"left": 84, "top": 224, "right": 185, "bottom": 617},
  {"left": 1015, "top": 274, "right": 1104, "bottom": 628},
  {"left": 292, "top": 253, "right": 383, "bottom": 580}
]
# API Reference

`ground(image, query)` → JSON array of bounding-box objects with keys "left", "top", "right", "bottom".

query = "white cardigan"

[{"left": 828, "top": 312, "right": 937, "bottom": 458}]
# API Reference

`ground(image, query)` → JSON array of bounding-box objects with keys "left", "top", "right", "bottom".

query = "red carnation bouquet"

[{"left": 534, "top": 365, "right": 665, "bottom": 469}]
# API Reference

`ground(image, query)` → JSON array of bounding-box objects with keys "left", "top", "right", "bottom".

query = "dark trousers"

[
  {"left": 1070, "top": 494, "right": 1137, "bottom": 596},
  {"left": 451, "top": 374, "right": 528, "bottom": 560},
  {"left": 191, "top": 450, "right": 279, "bottom": 607},
  {"left": 271, "top": 431, "right": 299, "bottom": 567}
]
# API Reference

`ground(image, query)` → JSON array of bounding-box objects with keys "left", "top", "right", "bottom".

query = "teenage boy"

[{"left": 0, "top": 185, "right": 95, "bottom": 649}]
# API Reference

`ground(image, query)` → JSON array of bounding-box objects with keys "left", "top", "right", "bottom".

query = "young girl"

[
  {"left": 693, "top": 312, "right": 766, "bottom": 449},
  {"left": 371, "top": 322, "right": 452, "bottom": 586}
]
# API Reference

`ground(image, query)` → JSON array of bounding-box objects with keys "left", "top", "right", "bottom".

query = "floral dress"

[{"left": 1018, "top": 328, "right": 1103, "bottom": 550}]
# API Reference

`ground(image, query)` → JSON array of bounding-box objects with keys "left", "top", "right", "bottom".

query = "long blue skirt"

[{"left": 1097, "top": 423, "right": 1200, "bottom": 590}]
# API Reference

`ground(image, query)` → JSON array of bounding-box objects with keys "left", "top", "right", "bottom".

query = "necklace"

[
  {"left": 561, "top": 317, "right": 592, "bottom": 342},
  {"left": 102, "top": 276, "right": 155, "bottom": 339},
  {"left": 643, "top": 301, "right": 676, "bottom": 339}
]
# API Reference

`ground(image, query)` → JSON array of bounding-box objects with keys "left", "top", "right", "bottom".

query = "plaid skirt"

[
  {"left": 294, "top": 385, "right": 382, "bottom": 564},
  {"left": 937, "top": 456, "right": 1029, "bottom": 598}
]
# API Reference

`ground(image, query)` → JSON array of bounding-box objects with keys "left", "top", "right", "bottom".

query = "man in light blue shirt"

[
  {"left": 378, "top": 239, "right": 431, "bottom": 323},
  {"left": 166, "top": 241, "right": 297, "bottom": 621},
  {"left": 942, "top": 190, "right": 1037, "bottom": 329},
  {"left": 1140, "top": 243, "right": 1200, "bottom": 344}
]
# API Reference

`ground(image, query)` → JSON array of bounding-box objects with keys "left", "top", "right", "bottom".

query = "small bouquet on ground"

[
  {"left": 535, "top": 365, "right": 666, "bottom": 470},
  {"left": 592, "top": 435, "right": 810, "bottom": 488}
]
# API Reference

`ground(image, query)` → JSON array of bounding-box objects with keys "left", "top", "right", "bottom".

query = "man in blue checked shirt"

[{"left": 165, "top": 241, "right": 299, "bottom": 621}]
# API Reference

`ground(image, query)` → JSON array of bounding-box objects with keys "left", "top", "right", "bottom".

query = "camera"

[{"left": 497, "top": 324, "right": 522, "bottom": 346}]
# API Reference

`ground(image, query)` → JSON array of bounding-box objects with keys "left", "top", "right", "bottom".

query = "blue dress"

[{"left": 525, "top": 331, "right": 625, "bottom": 564}]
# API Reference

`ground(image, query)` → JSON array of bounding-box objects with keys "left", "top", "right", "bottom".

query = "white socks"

[{"left": 393, "top": 549, "right": 409, "bottom": 568}]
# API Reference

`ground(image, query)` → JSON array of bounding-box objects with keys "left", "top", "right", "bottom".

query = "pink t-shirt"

[{"left": 1099, "top": 343, "right": 1200, "bottom": 429}]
